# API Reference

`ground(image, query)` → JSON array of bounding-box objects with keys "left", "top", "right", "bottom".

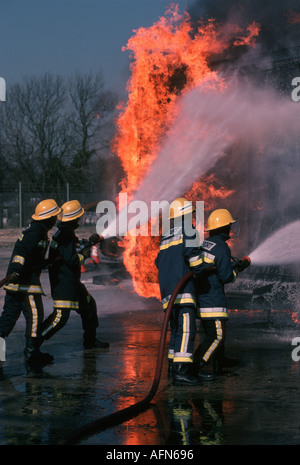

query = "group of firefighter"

[
  {"left": 0, "top": 196, "right": 250, "bottom": 384},
  {"left": 0, "top": 199, "right": 109, "bottom": 367},
  {"left": 155, "top": 197, "right": 250, "bottom": 386}
]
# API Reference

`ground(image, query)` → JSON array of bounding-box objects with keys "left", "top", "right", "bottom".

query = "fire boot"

[
  {"left": 24, "top": 337, "right": 54, "bottom": 366},
  {"left": 82, "top": 294, "right": 109, "bottom": 349},
  {"left": 168, "top": 359, "right": 174, "bottom": 378},
  {"left": 83, "top": 329, "right": 109, "bottom": 350},
  {"left": 84, "top": 338, "right": 109, "bottom": 350},
  {"left": 172, "top": 363, "right": 202, "bottom": 386},
  {"left": 197, "top": 361, "right": 217, "bottom": 381}
]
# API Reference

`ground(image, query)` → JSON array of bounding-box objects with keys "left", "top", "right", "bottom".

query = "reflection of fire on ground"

[{"left": 112, "top": 5, "right": 259, "bottom": 299}]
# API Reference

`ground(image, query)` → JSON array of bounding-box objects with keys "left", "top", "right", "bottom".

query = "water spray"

[{"left": 249, "top": 221, "right": 300, "bottom": 266}]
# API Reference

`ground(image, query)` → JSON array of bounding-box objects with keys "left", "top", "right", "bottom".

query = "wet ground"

[{"left": 0, "top": 246, "right": 300, "bottom": 447}]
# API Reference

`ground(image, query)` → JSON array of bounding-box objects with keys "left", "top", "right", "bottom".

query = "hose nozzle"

[
  {"left": 233, "top": 255, "right": 251, "bottom": 272},
  {"left": 241, "top": 256, "right": 251, "bottom": 266},
  {"left": 88, "top": 233, "right": 104, "bottom": 245}
]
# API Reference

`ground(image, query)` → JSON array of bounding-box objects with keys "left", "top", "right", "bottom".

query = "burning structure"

[{"left": 107, "top": 2, "right": 300, "bottom": 315}]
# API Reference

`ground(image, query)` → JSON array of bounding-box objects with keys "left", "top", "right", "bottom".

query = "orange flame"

[
  {"left": 186, "top": 174, "right": 235, "bottom": 210},
  {"left": 113, "top": 4, "right": 259, "bottom": 299},
  {"left": 291, "top": 312, "right": 300, "bottom": 324},
  {"left": 233, "top": 21, "right": 260, "bottom": 47},
  {"left": 287, "top": 10, "right": 300, "bottom": 24}
]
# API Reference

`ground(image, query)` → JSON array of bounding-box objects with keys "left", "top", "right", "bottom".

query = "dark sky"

[
  {"left": 0, "top": 0, "right": 194, "bottom": 96},
  {"left": 1, "top": 0, "right": 299, "bottom": 98}
]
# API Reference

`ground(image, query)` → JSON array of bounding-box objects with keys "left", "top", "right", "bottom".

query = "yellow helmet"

[
  {"left": 169, "top": 197, "right": 194, "bottom": 219},
  {"left": 60, "top": 200, "right": 85, "bottom": 222},
  {"left": 32, "top": 199, "right": 61, "bottom": 221},
  {"left": 206, "top": 208, "right": 236, "bottom": 231}
]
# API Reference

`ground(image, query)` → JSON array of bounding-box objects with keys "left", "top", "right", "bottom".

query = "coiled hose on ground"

[{"left": 59, "top": 270, "right": 194, "bottom": 445}]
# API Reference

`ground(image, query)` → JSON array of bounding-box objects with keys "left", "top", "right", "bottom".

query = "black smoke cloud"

[
  {"left": 187, "top": 0, "right": 300, "bottom": 55},
  {"left": 184, "top": 1, "right": 300, "bottom": 254}
]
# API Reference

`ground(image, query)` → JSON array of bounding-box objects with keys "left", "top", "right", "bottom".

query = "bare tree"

[
  {"left": 67, "top": 72, "right": 118, "bottom": 190},
  {"left": 1, "top": 73, "right": 71, "bottom": 192},
  {"left": 0, "top": 71, "right": 120, "bottom": 198}
]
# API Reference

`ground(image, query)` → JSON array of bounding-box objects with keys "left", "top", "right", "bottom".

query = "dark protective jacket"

[
  {"left": 155, "top": 225, "right": 205, "bottom": 310},
  {"left": 4, "top": 220, "right": 49, "bottom": 294},
  {"left": 196, "top": 232, "right": 237, "bottom": 319},
  {"left": 48, "top": 222, "right": 85, "bottom": 310}
]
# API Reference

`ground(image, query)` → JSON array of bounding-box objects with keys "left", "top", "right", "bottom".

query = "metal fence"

[{"left": 0, "top": 182, "right": 102, "bottom": 229}]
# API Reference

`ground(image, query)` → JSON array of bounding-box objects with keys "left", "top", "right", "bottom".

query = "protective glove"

[
  {"left": 8, "top": 272, "right": 20, "bottom": 283},
  {"left": 233, "top": 256, "right": 251, "bottom": 273},
  {"left": 203, "top": 264, "right": 217, "bottom": 276},
  {"left": 81, "top": 247, "right": 91, "bottom": 259}
]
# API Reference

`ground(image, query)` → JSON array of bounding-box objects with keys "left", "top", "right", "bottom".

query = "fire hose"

[
  {"left": 0, "top": 232, "right": 249, "bottom": 444},
  {"left": 59, "top": 268, "right": 198, "bottom": 445},
  {"left": 59, "top": 257, "right": 252, "bottom": 445},
  {"left": 0, "top": 274, "right": 12, "bottom": 288}
]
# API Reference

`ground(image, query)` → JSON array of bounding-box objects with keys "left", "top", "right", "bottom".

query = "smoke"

[
  {"left": 182, "top": 0, "right": 300, "bottom": 253},
  {"left": 106, "top": 81, "right": 300, "bottom": 251},
  {"left": 188, "top": 0, "right": 300, "bottom": 56},
  {"left": 123, "top": 76, "right": 300, "bottom": 250},
  {"left": 107, "top": 2, "right": 300, "bottom": 257}
]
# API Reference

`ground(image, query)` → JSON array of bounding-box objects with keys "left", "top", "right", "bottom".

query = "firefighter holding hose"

[
  {"left": 0, "top": 199, "right": 61, "bottom": 366},
  {"left": 155, "top": 197, "right": 215, "bottom": 386},
  {"left": 194, "top": 208, "right": 250, "bottom": 377},
  {"left": 38, "top": 200, "right": 109, "bottom": 352}
]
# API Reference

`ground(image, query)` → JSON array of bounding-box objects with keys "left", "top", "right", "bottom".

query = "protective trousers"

[
  {"left": 168, "top": 305, "right": 196, "bottom": 364},
  {"left": 0, "top": 291, "right": 44, "bottom": 338},
  {"left": 199, "top": 319, "right": 226, "bottom": 364},
  {"left": 40, "top": 284, "right": 99, "bottom": 347}
]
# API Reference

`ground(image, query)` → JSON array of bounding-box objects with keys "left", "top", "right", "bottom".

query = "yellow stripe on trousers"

[
  {"left": 180, "top": 313, "right": 186, "bottom": 354},
  {"left": 202, "top": 320, "right": 223, "bottom": 363},
  {"left": 29, "top": 295, "right": 38, "bottom": 337},
  {"left": 41, "top": 310, "right": 63, "bottom": 337},
  {"left": 177, "top": 313, "right": 191, "bottom": 362}
]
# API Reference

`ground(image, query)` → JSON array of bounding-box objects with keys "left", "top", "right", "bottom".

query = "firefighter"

[
  {"left": 155, "top": 197, "right": 215, "bottom": 386},
  {"left": 195, "top": 208, "right": 250, "bottom": 377},
  {"left": 0, "top": 199, "right": 61, "bottom": 366},
  {"left": 39, "top": 200, "right": 109, "bottom": 351}
]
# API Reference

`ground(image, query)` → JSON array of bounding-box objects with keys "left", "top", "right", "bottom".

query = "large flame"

[{"left": 112, "top": 4, "right": 259, "bottom": 299}]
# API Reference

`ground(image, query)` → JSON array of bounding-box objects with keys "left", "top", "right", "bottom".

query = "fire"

[
  {"left": 113, "top": 4, "right": 259, "bottom": 299},
  {"left": 249, "top": 201, "right": 264, "bottom": 211},
  {"left": 291, "top": 312, "right": 300, "bottom": 324},
  {"left": 287, "top": 10, "right": 300, "bottom": 24},
  {"left": 186, "top": 175, "right": 235, "bottom": 211},
  {"left": 233, "top": 22, "right": 260, "bottom": 47}
]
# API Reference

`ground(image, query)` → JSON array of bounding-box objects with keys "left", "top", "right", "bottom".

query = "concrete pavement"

[{"left": 0, "top": 246, "right": 300, "bottom": 446}]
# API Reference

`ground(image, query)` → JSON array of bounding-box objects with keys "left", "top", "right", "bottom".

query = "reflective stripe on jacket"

[
  {"left": 48, "top": 222, "right": 83, "bottom": 308},
  {"left": 196, "top": 232, "right": 237, "bottom": 320},
  {"left": 4, "top": 221, "right": 49, "bottom": 294},
  {"left": 155, "top": 226, "right": 205, "bottom": 310}
]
